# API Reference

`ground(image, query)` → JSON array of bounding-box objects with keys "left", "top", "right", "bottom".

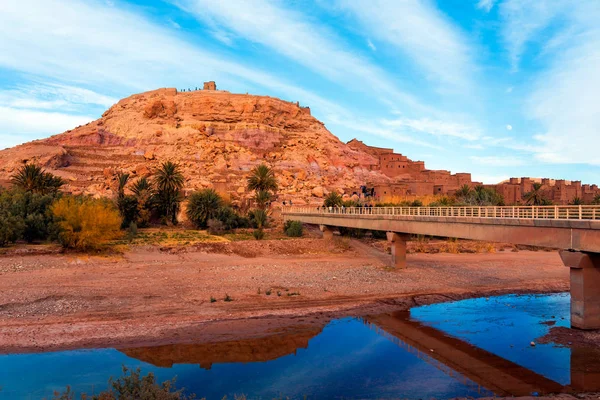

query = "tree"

[
  {"left": 254, "top": 190, "right": 272, "bottom": 209},
  {"left": 51, "top": 197, "right": 121, "bottom": 250},
  {"left": 523, "top": 183, "right": 547, "bottom": 206},
  {"left": 592, "top": 194, "right": 600, "bottom": 205},
  {"left": 131, "top": 177, "right": 154, "bottom": 227},
  {"left": 154, "top": 161, "right": 184, "bottom": 225},
  {"left": 186, "top": 189, "right": 222, "bottom": 229},
  {"left": 570, "top": 196, "right": 583, "bottom": 205},
  {"left": 455, "top": 184, "right": 472, "bottom": 199},
  {"left": 247, "top": 164, "right": 277, "bottom": 193},
  {"left": 324, "top": 191, "right": 343, "bottom": 208},
  {"left": 10, "top": 164, "right": 64, "bottom": 195}
]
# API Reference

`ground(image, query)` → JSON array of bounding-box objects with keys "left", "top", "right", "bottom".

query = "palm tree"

[
  {"left": 154, "top": 161, "right": 185, "bottom": 224},
  {"left": 592, "top": 194, "right": 600, "bottom": 205},
  {"left": 524, "top": 183, "right": 547, "bottom": 206},
  {"left": 324, "top": 191, "right": 343, "bottom": 208},
  {"left": 455, "top": 184, "right": 472, "bottom": 200},
  {"left": 116, "top": 172, "right": 130, "bottom": 199},
  {"left": 570, "top": 196, "right": 584, "bottom": 205},
  {"left": 247, "top": 164, "right": 277, "bottom": 193},
  {"left": 254, "top": 190, "right": 272, "bottom": 209},
  {"left": 10, "top": 164, "right": 64, "bottom": 194},
  {"left": 131, "top": 177, "right": 154, "bottom": 227},
  {"left": 186, "top": 189, "right": 223, "bottom": 229}
]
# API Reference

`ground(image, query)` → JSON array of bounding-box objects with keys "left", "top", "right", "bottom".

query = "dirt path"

[{"left": 0, "top": 239, "right": 569, "bottom": 352}]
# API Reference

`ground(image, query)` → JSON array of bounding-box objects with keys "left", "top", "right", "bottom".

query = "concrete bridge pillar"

[
  {"left": 319, "top": 225, "right": 334, "bottom": 240},
  {"left": 387, "top": 232, "right": 410, "bottom": 268},
  {"left": 560, "top": 250, "right": 600, "bottom": 330}
]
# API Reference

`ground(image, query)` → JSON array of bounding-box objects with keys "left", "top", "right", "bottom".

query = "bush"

[
  {"left": 117, "top": 195, "right": 139, "bottom": 229},
  {"left": 284, "top": 220, "right": 303, "bottom": 237},
  {"left": 215, "top": 206, "right": 250, "bottom": 230},
  {"left": 186, "top": 189, "right": 222, "bottom": 229},
  {"left": 324, "top": 191, "right": 343, "bottom": 208},
  {"left": 53, "top": 366, "right": 194, "bottom": 400},
  {"left": 51, "top": 196, "right": 121, "bottom": 250},
  {"left": 0, "top": 188, "right": 59, "bottom": 246},
  {"left": 248, "top": 208, "right": 269, "bottom": 229},
  {"left": 253, "top": 228, "right": 265, "bottom": 240}
]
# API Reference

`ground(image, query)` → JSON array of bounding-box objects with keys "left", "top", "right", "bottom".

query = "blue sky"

[{"left": 0, "top": 0, "right": 599, "bottom": 184}]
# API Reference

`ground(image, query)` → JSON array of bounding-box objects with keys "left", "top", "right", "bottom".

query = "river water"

[{"left": 1, "top": 293, "right": 598, "bottom": 399}]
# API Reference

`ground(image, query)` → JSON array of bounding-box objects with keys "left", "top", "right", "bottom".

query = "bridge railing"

[{"left": 283, "top": 205, "right": 600, "bottom": 220}]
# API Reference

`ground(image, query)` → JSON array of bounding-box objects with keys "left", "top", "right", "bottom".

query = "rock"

[
  {"left": 144, "top": 151, "right": 155, "bottom": 160},
  {"left": 237, "top": 187, "right": 245, "bottom": 194},
  {"left": 312, "top": 186, "right": 325, "bottom": 197}
]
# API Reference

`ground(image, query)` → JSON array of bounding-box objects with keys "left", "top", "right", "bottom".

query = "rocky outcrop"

[{"left": 0, "top": 87, "right": 389, "bottom": 204}]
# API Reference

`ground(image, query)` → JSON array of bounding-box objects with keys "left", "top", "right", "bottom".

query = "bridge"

[
  {"left": 365, "top": 311, "right": 600, "bottom": 395},
  {"left": 282, "top": 205, "right": 600, "bottom": 330}
]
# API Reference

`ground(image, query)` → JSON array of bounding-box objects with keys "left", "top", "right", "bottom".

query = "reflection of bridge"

[
  {"left": 283, "top": 206, "right": 600, "bottom": 329},
  {"left": 366, "top": 311, "right": 600, "bottom": 395}
]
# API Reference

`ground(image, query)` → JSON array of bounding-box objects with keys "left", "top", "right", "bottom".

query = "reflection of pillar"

[
  {"left": 319, "top": 225, "right": 334, "bottom": 240},
  {"left": 570, "top": 345, "right": 600, "bottom": 392},
  {"left": 560, "top": 250, "right": 600, "bottom": 329},
  {"left": 386, "top": 232, "right": 410, "bottom": 268}
]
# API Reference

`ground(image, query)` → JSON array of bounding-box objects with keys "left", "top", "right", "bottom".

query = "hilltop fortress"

[
  {"left": 348, "top": 139, "right": 600, "bottom": 205},
  {"left": 0, "top": 82, "right": 597, "bottom": 206}
]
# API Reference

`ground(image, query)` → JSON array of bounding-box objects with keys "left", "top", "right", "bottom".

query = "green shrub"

[
  {"left": 215, "top": 206, "right": 250, "bottom": 230},
  {"left": 324, "top": 191, "right": 343, "bottom": 207},
  {"left": 53, "top": 366, "right": 193, "bottom": 399},
  {"left": 186, "top": 189, "right": 222, "bottom": 229},
  {"left": 253, "top": 228, "right": 265, "bottom": 240},
  {"left": 51, "top": 196, "right": 121, "bottom": 250},
  {"left": 0, "top": 188, "right": 59, "bottom": 246},
  {"left": 284, "top": 220, "right": 303, "bottom": 237},
  {"left": 248, "top": 209, "right": 269, "bottom": 229}
]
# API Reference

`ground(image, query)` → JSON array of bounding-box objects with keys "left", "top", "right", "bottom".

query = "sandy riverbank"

[{"left": 0, "top": 238, "right": 569, "bottom": 353}]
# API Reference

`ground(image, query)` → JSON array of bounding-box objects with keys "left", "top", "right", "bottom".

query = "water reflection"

[
  {"left": 1, "top": 294, "right": 600, "bottom": 399},
  {"left": 121, "top": 327, "right": 323, "bottom": 370}
]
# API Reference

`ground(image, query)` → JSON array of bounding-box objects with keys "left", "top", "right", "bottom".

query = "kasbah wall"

[{"left": 347, "top": 139, "right": 600, "bottom": 205}]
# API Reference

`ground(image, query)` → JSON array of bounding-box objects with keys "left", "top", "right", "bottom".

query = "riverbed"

[{"left": 2, "top": 293, "right": 597, "bottom": 399}]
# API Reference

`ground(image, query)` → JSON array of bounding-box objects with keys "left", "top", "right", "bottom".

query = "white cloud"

[
  {"left": 476, "top": 0, "right": 496, "bottom": 13},
  {"left": 0, "top": 0, "right": 356, "bottom": 143},
  {"left": 505, "top": 86, "right": 513, "bottom": 93},
  {"left": 505, "top": 1, "right": 600, "bottom": 165},
  {"left": 0, "top": 83, "right": 117, "bottom": 111},
  {"left": 381, "top": 118, "right": 481, "bottom": 141},
  {"left": 171, "top": 0, "right": 422, "bottom": 110},
  {"left": 0, "top": 107, "right": 93, "bottom": 149},
  {"left": 333, "top": 0, "right": 476, "bottom": 92},
  {"left": 471, "top": 174, "right": 510, "bottom": 184},
  {"left": 470, "top": 155, "right": 525, "bottom": 167},
  {"left": 499, "top": 0, "right": 572, "bottom": 69},
  {"left": 367, "top": 39, "right": 376, "bottom": 51},
  {"left": 505, "top": 124, "right": 512, "bottom": 131}
]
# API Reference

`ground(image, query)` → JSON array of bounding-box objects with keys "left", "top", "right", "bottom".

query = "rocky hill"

[{"left": 0, "top": 87, "right": 391, "bottom": 205}]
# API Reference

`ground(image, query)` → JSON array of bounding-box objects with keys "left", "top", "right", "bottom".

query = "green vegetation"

[
  {"left": 247, "top": 164, "right": 277, "bottom": 240},
  {"left": 186, "top": 189, "right": 223, "bottom": 229},
  {"left": 224, "top": 294, "right": 233, "bottom": 302},
  {"left": 570, "top": 196, "right": 583, "bottom": 205},
  {"left": 523, "top": 182, "right": 548, "bottom": 206},
  {"left": 283, "top": 220, "right": 303, "bottom": 237},
  {"left": 0, "top": 188, "right": 60, "bottom": 246},
  {"left": 323, "top": 191, "right": 343, "bottom": 208},
  {"left": 246, "top": 164, "right": 278, "bottom": 196},
  {"left": 10, "top": 164, "right": 64, "bottom": 195},
  {"left": 52, "top": 366, "right": 194, "bottom": 400},
  {"left": 154, "top": 161, "right": 185, "bottom": 225}
]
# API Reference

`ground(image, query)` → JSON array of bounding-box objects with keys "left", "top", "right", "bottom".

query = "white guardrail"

[{"left": 283, "top": 205, "right": 600, "bottom": 220}]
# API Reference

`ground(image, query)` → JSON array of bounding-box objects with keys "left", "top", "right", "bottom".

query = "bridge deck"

[{"left": 283, "top": 206, "right": 600, "bottom": 252}]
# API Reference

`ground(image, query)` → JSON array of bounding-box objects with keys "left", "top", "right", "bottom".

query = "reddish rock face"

[{"left": 0, "top": 88, "right": 385, "bottom": 204}]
